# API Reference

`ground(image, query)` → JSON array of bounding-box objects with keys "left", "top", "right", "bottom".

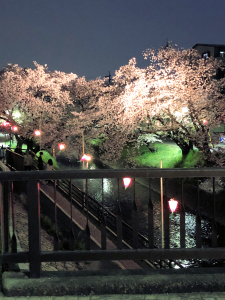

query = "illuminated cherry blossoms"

[{"left": 0, "top": 44, "right": 225, "bottom": 165}]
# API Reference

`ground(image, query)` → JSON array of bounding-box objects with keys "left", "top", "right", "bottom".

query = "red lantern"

[
  {"left": 12, "top": 126, "right": 18, "bottom": 131},
  {"left": 81, "top": 154, "right": 91, "bottom": 161},
  {"left": 58, "top": 143, "right": 65, "bottom": 150},
  {"left": 34, "top": 130, "right": 41, "bottom": 136},
  {"left": 2, "top": 121, "right": 10, "bottom": 126},
  {"left": 168, "top": 198, "right": 178, "bottom": 213},
  {"left": 203, "top": 119, "right": 208, "bottom": 125},
  {"left": 123, "top": 178, "right": 131, "bottom": 189}
]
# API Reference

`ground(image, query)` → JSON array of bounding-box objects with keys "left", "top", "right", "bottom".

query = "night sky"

[{"left": 0, "top": 0, "right": 224, "bottom": 80}]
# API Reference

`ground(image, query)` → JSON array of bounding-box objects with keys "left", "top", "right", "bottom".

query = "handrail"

[{"left": 1, "top": 167, "right": 225, "bottom": 181}]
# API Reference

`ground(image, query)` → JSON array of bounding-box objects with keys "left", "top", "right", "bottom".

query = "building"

[{"left": 193, "top": 43, "right": 225, "bottom": 79}]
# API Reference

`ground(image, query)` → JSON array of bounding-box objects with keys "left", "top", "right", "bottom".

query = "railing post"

[
  {"left": 101, "top": 178, "right": 106, "bottom": 250},
  {"left": 117, "top": 178, "right": 122, "bottom": 250},
  {"left": 27, "top": 181, "right": 41, "bottom": 278},
  {"left": 148, "top": 178, "right": 154, "bottom": 249},
  {"left": 212, "top": 177, "right": 217, "bottom": 248},
  {"left": 85, "top": 179, "right": 91, "bottom": 250},
  {"left": 54, "top": 180, "right": 59, "bottom": 251},
  {"left": 117, "top": 203, "right": 122, "bottom": 250},
  {"left": 180, "top": 179, "right": 185, "bottom": 248},
  {"left": 2, "top": 182, "right": 10, "bottom": 254},
  {"left": 196, "top": 179, "right": 201, "bottom": 248},
  {"left": 10, "top": 182, "right": 17, "bottom": 253},
  {"left": 1, "top": 181, "right": 10, "bottom": 272},
  {"left": 69, "top": 180, "right": 75, "bottom": 251},
  {"left": 132, "top": 178, "right": 138, "bottom": 249},
  {"left": 164, "top": 179, "right": 170, "bottom": 249}
]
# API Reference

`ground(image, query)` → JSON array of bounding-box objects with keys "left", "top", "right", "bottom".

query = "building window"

[
  {"left": 202, "top": 52, "right": 210, "bottom": 59},
  {"left": 220, "top": 51, "right": 225, "bottom": 57}
]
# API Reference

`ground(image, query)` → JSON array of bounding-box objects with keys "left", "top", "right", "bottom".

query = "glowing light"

[
  {"left": 81, "top": 154, "right": 91, "bottom": 161},
  {"left": 58, "top": 143, "right": 65, "bottom": 150},
  {"left": 13, "top": 111, "right": 21, "bottom": 118},
  {"left": 168, "top": 198, "right": 178, "bottom": 213},
  {"left": 182, "top": 107, "right": 189, "bottom": 113},
  {"left": 203, "top": 119, "right": 208, "bottom": 125},
  {"left": 2, "top": 121, "right": 10, "bottom": 126},
  {"left": 34, "top": 130, "right": 41, "bottom": 136},
  {"left": 12, "top": 126, "right": 18, "bottom": 131},
  {"left": 156, "top": 122, "right": 160, "bottom": 126},
  {"left": 123, "top": 178, "right": 131, "bottom": 189},
  {"left": 174, "top": 111, "right": 181, "bottom": 117},
  {"left": 184, "top": 119, "right": 188, "bottom": 123}
]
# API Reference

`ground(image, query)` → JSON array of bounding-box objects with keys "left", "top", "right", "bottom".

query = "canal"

[{"left": 57, "top": 159, "right": 221, "bottom": 268}]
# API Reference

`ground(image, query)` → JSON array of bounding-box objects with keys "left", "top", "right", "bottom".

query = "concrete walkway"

[{"left": 0, "top": 292, "right": 225, "bottom": 299}]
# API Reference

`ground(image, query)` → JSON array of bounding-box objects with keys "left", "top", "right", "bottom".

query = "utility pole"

[{"left": 105, "top": 71, "right": 111, "bottom": 84}]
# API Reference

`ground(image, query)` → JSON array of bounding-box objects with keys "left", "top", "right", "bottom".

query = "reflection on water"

[{"left": 58, "top": 161, "right": 214, "bottom": 268}]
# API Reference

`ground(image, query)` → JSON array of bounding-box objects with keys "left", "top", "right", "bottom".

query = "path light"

[
  {"left": 58, "top": 143, "right": 65, "bottom": 150},
  {"left": 123, "top": 178, "right": 131, "bottom": 189},
  {"left": 168, "top": 198, "right": 178, "bottom": 219},
  {"left": 34, "top": 130, "right": 41, "bottom": 136},
  {"left": 81, "top": 154, "right": 91, "bottom": 161}
]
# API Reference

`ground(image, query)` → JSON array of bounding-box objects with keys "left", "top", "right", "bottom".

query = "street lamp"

[
  {"left": 58, "top": 143, "right": 65, "bottom": 151},
  {"left": 34, "top": 130, "right": 41, "bottom": 136}
]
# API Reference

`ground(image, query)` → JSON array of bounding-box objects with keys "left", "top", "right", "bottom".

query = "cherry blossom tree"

[
  {"left": 0, "top": 62, "right": 76, "bottom": 149},
  {"left": 96, "top": 45, "right": 225, "bottom": 165}
]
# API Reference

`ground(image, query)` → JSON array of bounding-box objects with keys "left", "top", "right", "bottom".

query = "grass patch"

[
  {"left": 35, "top": 150, "right": 59, "bottom": 170},
  {"left": 5, "top": 141, "right": 27, "bottom": 152},
  {"left": 129, "top": 143, "right": 206, "bottom": 168},
  {"left": 175, "top": 150, "right": 206, "bottom": 168},
  {"left": 134, "top": 142, "right": 182, "bottom": 168}
]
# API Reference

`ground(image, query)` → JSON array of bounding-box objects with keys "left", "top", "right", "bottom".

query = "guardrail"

[{"left": 1, "top": 168, "right": 225, "bottom": 278}]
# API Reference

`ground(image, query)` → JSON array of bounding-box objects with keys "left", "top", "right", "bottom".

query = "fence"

[
  {"left": 5, "top": 149, "right": 24, "bottom": 171},
  {"left": 1, "top": 168, "right": 225, "bottom": 278}
]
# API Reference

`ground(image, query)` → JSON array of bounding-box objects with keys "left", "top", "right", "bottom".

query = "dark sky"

[{"left": 0, "top": 0, "right": 224, "bottom": 80}]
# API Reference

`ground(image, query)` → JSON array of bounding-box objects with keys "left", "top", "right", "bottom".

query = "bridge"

[{"left": 1, "top": 148, "right": 225, "bottom": 280}]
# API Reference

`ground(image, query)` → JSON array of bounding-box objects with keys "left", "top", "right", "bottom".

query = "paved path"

[{"left": 0, "top": 292, "right": 225, "bottom": 299}]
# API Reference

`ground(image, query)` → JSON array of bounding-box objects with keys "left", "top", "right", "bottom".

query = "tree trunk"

[{"left": 169, "top": 134, "right": 193, "bottom": 156}]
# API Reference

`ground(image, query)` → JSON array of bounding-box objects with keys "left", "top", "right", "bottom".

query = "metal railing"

[
  {"left": 1, "top": 168, "right": 225, "bottom": 278},
  {"left": 55, "top": 178, "right": 181, "bottom": 269}
]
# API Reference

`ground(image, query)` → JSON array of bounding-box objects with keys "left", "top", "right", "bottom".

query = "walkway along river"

[{"left": 56, "top": 157, "right": 225, "bottom": 268}]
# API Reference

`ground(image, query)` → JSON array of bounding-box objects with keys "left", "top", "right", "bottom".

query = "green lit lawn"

[
  {"left": 134, "top": 143, "right": 182, "bottom": 168},
  {"left": 133, "top": 142, "right": 206, "bottom": 168},
  {"left": 5, "top": 141, "right": 27, "bottom": 152},
  {"left": 35, "top": 150, "right": 59, "bottom": 170}
]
